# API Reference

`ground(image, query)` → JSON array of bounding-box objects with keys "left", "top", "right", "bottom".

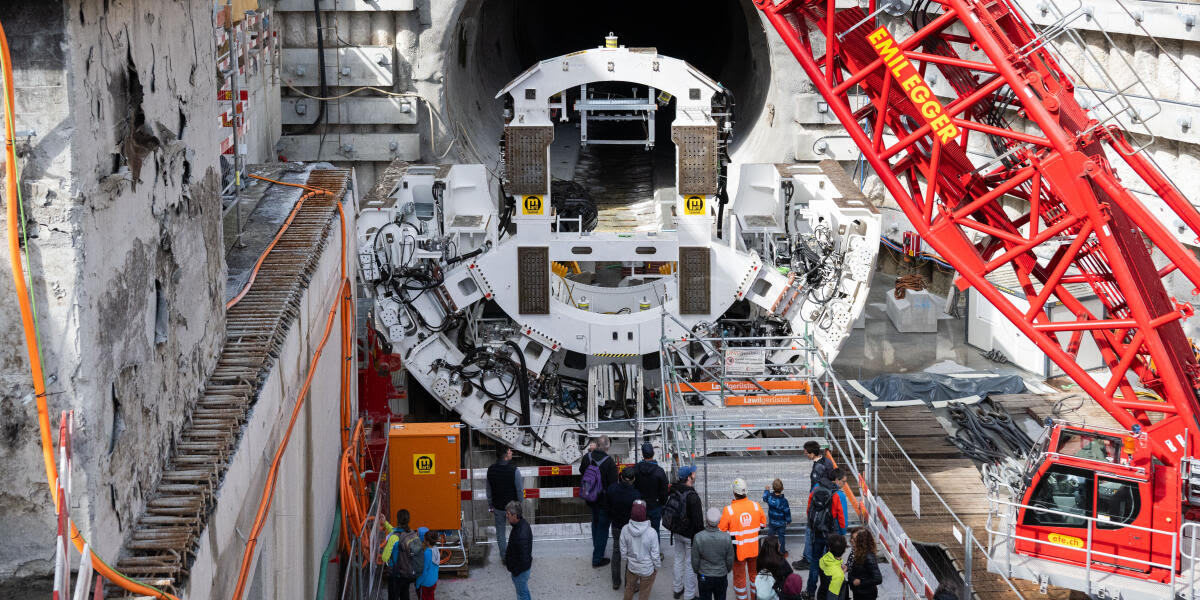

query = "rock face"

[{"left": 0, "top": 0, "right": 224, "bottom": 581}]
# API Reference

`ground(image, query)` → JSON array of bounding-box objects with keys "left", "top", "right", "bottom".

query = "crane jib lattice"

[{"left": 756, "top": 0, "right": 1200, "bottom": 466}]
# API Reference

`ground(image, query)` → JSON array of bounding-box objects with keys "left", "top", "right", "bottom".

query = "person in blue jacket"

[
  {"left": 414, "top": 527, "right": 439, "bottom": 599},
  {"left": 763, "top": 478, "right": 794, "bottom": 554}
]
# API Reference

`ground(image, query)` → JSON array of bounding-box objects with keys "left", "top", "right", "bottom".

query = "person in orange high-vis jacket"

[{"left": 718, "top": 478, "right": 767, "bottom": 600}]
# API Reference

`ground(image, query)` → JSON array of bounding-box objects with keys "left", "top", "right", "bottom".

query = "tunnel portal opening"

[{"left": 447, "top": 0, "right": 773, "bottom": 173}]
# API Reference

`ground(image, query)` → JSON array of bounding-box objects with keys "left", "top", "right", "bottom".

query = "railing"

[
  {"left": 340, "top": 434, "right": 390, "bottom": 600},
  {"left": 985, "top": 493, "right": 1192, "bottom": 597}
]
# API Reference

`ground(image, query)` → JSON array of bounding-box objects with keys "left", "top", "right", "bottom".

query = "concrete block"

[
  {"left": 885, "top": 289, "right": 938, "bottom": 333},
  {"left": 276, "top": 133, "right": 419, "bottom": 162},
  {"left": 281, "top": 47, "right": 395, "bottom": 88},
  {"left": 281, "top": 96, "right": 419, "bottom": 125},
  {"left": 275, "top": 0, "right": 414, "bottom": 10}
]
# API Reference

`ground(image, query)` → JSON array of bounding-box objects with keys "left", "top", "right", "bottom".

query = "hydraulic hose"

[
  {"left": 315, "top": 502, "right": 341, "bottom": 600},
  {"left": 0, "top": 20, "right": 179, "bottom": 600}
]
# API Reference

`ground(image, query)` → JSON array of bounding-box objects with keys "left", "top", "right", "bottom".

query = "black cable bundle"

[{"left": 945, "top": 401, "right": 1036, "bottom": 464}]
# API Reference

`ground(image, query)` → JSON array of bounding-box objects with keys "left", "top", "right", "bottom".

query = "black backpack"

[
  {"left": 808, "top": 484, "right": 836, "bottom": 537},
  {"left": 662, "top": 488, "right": 693, "bottom": 535},
  {"left": 387, "top": 530, "right": 424, "bottom": 579}
]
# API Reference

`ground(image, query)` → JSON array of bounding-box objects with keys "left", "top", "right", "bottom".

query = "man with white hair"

[
  {"left": 580, "top": 435, "right": 619, "bottom": 567},
  {"left": 692, "top": 507, "right": 735, "bottom": 600},
  {"left": 505, "top": 500, "right": 533, "bottom": 600}
]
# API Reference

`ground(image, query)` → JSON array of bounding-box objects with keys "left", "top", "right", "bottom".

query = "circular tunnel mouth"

[{"left": 446, "top": 0, "right": 772, "bottom": 169}]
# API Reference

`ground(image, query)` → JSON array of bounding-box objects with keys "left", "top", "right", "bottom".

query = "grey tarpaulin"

[{"left": 858, "top": 373, "right": 1027, "bottom": 405}]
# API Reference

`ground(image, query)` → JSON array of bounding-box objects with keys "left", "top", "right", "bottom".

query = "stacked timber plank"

[{"left": 111, "top": 170, "right": 349, "bottom": 596}]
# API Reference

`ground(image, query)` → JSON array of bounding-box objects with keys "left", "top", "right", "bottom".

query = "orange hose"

[
  {"left": 230, "top": 278, "right": 350, "bottom": 600},
  {"left": 231, "top": 174, "right": 360, "bottom": 599},
  {"left": 0, "top": 20, "right": 178, "bottom": 600},
  {"left": 226, "top": 189, "right": 321, "bottom": 309}
]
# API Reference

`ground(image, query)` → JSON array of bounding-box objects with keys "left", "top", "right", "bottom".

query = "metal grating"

[
  {"left": 517, "top": 246, "right": 550, "bottom": 314},
  {"left": 671, "top": 124, "right": 718, "bottom": 195},
  {"left": 504, "top": 125, "right": 554, "bottom": 196},
  {"left": 678, "top": 246, "right": 711, "bottom": 315}
]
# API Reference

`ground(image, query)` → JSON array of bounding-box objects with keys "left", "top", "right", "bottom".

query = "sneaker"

[
  {"left": 593, "top": 558, "right": 611, "bottom": 567},
  {"left": 674, "top": 591, "right": 683, "bottom": 599},
  {"left": 791, "top": 558, "right": 810, "bottom": 570}
]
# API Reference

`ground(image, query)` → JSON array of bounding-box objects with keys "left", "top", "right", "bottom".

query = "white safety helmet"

[{"left": 732, "top": 478, "right": 748, "bottom": 496}]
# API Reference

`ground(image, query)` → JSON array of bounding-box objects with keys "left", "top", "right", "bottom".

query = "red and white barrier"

[{"left": 458, "top": 462, "right": 634, "bottom": 501}]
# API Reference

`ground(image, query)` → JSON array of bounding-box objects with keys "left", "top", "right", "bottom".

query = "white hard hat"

[{"left": 732, "top": 478, "right": 748, "bottom": 495}]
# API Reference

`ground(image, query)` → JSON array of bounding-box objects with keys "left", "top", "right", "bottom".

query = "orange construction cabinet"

[{"left": 387, "top": 422, "right": 462, "bottom": 531}]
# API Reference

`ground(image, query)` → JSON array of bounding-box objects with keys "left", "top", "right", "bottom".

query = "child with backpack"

[
  {"left": 414, "top": 528, "right": 439, "bottom": 600},
  {"left": 805, "top": 470, "right": 848, "bottom": 598},
  {"left": 816, "top": 534, "right": 849, "bottom": 600},
  {"left": 763, "top": 479, "right": 793, "bottom": 555},
  {"left": 383, "top": 509, "right": 424, "bottom": 600}
]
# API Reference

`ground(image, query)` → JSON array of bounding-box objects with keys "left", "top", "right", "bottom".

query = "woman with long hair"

[{"left": 846, "top": 529, "right": 883, "bottom": 600}]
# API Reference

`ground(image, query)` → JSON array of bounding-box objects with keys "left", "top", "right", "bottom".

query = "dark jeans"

[
  {"left": 769, "top": 524, "right": 788, "bottom": 555},
  {"left": 388, "top": 577, "right": 413, "bottom": 600},
  {"left": 806, "top": 531, "right": 828, "bottom": 594},
  {"left": 592, "top": 505, "right": 612, "bottom": 565},
  {"left": 648, "top": 505, "right": 663, "bottom": 536},
  {"left": 611, "top": 523, "right": 626, "bottom": 587},
  {"left": 698, "top": 573, "right": 728, "bottom": 600}
]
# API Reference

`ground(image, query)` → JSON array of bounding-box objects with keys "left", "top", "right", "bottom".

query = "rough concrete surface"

[{"left": 0, "top": 0, "right": 224, "bottom": 582}]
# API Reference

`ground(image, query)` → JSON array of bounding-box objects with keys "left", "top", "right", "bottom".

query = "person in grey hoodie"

[
  {"left": 620, "top": 500, "right": 661, "bottom": 600},
  {"left": 691, "top": 507, "right": 735, "bottom": 600}
]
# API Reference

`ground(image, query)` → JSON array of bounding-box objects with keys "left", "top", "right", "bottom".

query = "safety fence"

[{"left": 52, "top": 410, "right": 104, "bottom": 600}]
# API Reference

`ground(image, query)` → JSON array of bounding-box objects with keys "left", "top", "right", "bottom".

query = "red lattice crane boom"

[{"left": 757, "top": 0, "right": 1200, "bottom": 592}]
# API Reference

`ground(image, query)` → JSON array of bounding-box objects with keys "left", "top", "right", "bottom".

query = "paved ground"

[{"left": 440, "top": 525, "right": 906, "bottom": 600}]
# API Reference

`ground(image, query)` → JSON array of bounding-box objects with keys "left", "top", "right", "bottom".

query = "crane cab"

[{"left": 1012, "top": 423, "right": 1179, "bottom": 583}]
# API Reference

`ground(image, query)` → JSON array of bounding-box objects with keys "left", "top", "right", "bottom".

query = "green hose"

[{"left": 316, "top": 502, "right": 341, "bottom": 600}]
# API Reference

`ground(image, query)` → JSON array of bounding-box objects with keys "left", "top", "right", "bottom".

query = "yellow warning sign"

[
  {"left": 521, "top": 195, "right": 545, "bottom": 215},
  {"left": 683, "top": 195, "right": 706, "bottom": 216},
  {"left": 413, "top": 453, "right": 436, "bottom": 475}
]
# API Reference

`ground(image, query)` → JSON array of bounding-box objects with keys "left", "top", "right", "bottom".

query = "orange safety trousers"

[{"left": 731, "top": 556, "right": 758, "bottom": 600}]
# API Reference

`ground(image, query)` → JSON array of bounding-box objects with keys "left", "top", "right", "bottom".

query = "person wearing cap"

[
  {"left": 719, "top": 478, "right": 767, "bottom": 600},
  {"left": 668, "top": 465, "right": 704, "bottom": 600},
  {"left": 414, "top": 528, "right": 439, "bottom": 599},
  {"left": 619, "top": 500, "right": 662, "bottom": 600},
  {"left": 692, "top": 507, "right": 735, "bottom": 600},
  {"left": 606, "top": 466, "right": 644, "bottom": 590},
  {"left": 633, "top": 441, "right": 669, "bottom": 535}
]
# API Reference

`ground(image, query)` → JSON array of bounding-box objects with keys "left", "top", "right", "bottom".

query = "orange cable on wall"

[{"left": 0, "top": 19, "right": 179, "bottom": 600}]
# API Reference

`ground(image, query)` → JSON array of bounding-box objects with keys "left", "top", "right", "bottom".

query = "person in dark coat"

[
  {"left": 846, "top": 529, "right": 883, "bottom": 600},
  {"left": 486, "top": 445, "right": 523, "bottom": 560},
  {"left": 668, "top": 465, "right": 704, "bottom": 600},
  {"left": 633, "top": 441, "right": 669, "bottom": 534},
  {"left": 505, "top": 501, "right": 534, "bottom": 600},
  {"left": 794, "top": 441, "right": 834, "bottom": 571},
  {"left": 581, "top": 436, "right": 619, "bottom": 567},
  {"left": 605, "top": 467, "right": 644, "bottom": 590}
]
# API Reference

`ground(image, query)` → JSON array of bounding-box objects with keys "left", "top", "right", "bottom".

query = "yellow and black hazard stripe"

[{"left": 594, "top": 352, "right": 640, "bottom": 358}]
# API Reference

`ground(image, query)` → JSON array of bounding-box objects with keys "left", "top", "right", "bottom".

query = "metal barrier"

[
  {"left": 341, "top": 435, "right": 390, "bottom": 600},
  {"left": 985, "top": 493, "right": 1193, "bottom": 598}
]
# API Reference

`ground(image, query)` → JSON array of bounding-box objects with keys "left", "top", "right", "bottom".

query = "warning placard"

[
  {"left": 683, "top": 195, "right": 706, "bottom": 216},
  {"left": 724, "top": 348, "right": 765, "bottom": 376},
  {"left": 413, "top": 454, "right": 436, "bottom": 475},
  {"left": 521, "top": 195, "right": 545, "bottom": 215}
]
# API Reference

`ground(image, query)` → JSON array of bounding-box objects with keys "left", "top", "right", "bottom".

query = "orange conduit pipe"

[
  {"left": 0, "top": 20, "right": 179, "bottom": 600},
  {"left": 231, "top": 174, "right": 361, "bottom": 599},
  {"left": 230, "top": 278, "right": 350, "bottom": 600}
]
